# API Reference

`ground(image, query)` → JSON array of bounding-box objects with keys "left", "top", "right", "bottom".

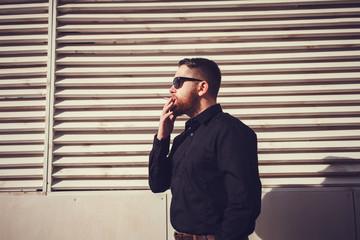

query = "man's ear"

[{"left": 198, "top": 81, "right": 209, "bottom": 97}]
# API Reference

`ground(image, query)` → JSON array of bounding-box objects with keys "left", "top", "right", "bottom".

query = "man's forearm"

[{"left": 148, "top": 135, "right": 171, "bottom": 193}]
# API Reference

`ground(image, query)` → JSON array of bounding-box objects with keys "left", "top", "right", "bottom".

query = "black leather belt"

[{"left": 174, "top": 232, "right": 215, "bottom": 240}]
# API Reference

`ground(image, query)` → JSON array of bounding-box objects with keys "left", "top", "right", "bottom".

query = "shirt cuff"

[
  {"left": 153, "top": 134, "right": 170, "bottom": 150},
  {"left": 154, "top": 134, "right": 170, "bottom": 143}
]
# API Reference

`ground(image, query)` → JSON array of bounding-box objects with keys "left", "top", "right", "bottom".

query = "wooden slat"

[
  {"left": 225, "top": 106, "right": 360, "bottom": 119},
  {"left": 56, "top": 8, "right": 360, "bottom": 22},
  {"left": 53, "top": 120, "right": 175, "bottom": 132},
  {"left": 0, "top": 180, "right": 43, "bottom": 191},
  {"left": 55, "top": 72, "right": 360, "bottom": 87},
  {"left": 0, "top": 78, "right": 46, "bottom": 87},
  {"left": 220, "top": 84, "right": 360, "bottom": 96},
  {"left": 58, "top": 0, "right": 355, "bottom": 6},
  {"left": 220, "top": 72, "right": 360, "bottom": 85},
  {"left": 57, "top": 17, "right": 360, "bottom": 33},
  {"left": 53, "top": 155, "right": 148, "bottom": 167},
  {"left": 1, "top": 101, "right": 46, "bottom": 111},
  {"left": 0, "top": 46, "right": 48, "bottom": 55},
  {"left": 53, "top": 144, "right": 150, "bottom": 156},
  {"left": 55, "top": 62, "right": 360, "bottom": 76},
  {"left": 56, "top": 51, "right": 360, "bottom": 65},
  {"left": 0, "top": 168, "right": 43, "bottom": 179},
  {"left": 53, "top": 85, "right": 360, "bottom": 98},
  {"left": 244, "top": 117, "right": 360, "bottom": 129},
  {"left": 0, "top": 111, "right": 45, "bottom": 121},
  {"left": 0, "top": 67, "right": 48, "bottom": 77},
  {"left": 0, "top": 133, "right": 45, "bottom": 144},
  {"left": 57, "top": 1, "right": 355, "bottom": 11},
  {"left": 51, "top": 152, "right": 359, "bottom": 167},
  {"left": 0, "top": 35, "right": 48, "bottom": 44},
  {"left": 0, "top": 56, "right": 47, "bottom": 65},
  {"left": 0, "top": 156, "right": 44, "bottom": 168},
  {"left": 56, "top": 29, "right": 360, "bottom": 44},
  {"left": 220, "top": 94, "right": 360, "bottom": 105},
  {"left": 258, "top": 152, "right": 360, "bottom": 163},
  {"left": 258, "top": 130, "right": 360, "bottom": 141},
  {"left": 51, "top": 177, "right": 360, "bottom": 190},
  {"left": 260, "top": 177, "right": 360, "bottom": 187},
  {"left": 56, "top": 40, "right": 360, "bottom": 55},
  {"left": 0, "top": 3, "right": 48, "bottom": 14},
  {"left": 51, "top": 179, "right": 148, "bottom": 190},
  {"left": 0, "top": 90, "right": 47, "bottom": 98},
  {"left": 51, "top": 130, "right": 360, "bottom": 144},
  {"left": 259, "top": 140, "right": 360, "bottom": 153},
  {"left": 52, "top": 167, "right": 148, "bottom": 179},
  {"left": 51, "top": 140, "right": 360, "bottom": 156},
  {"left": 0, "top": 144, "right": 44, "bottom": 155},
  {"left": 0, "top": 14, "right": 48, "bottom": 23},
  {"left": 260, "top": 164, "right": 360, "bottom": 177},
  {"left": 54, "top": 109, "right": 161, "bottom": 120},
  {"left": 52, "top": 95, "right": 360, "bottom": 110},
  {"left": 53, "top": 133, "right": 153, "bottom": 144},
  {"left": 0, "top": 24, "right": 48, "bottom": 33},
  {"left": 0, "top": 122, "right": 45, "bottom": 132},
  {"left": 0, "top": 100, "right": 45, "bottom": 111}
]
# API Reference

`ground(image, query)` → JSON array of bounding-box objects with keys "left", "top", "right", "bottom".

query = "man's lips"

[{"left": 169, "top": 97, "right": 177, "bottom": 111}]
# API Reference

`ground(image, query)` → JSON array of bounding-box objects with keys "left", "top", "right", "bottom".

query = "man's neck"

[{"left": 187, "top": 98, "right": 217, "bottom": 119}]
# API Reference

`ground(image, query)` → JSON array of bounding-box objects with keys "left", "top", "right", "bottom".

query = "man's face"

[{"left": 169, "top": 65, "right": 202, "bottom": 117}]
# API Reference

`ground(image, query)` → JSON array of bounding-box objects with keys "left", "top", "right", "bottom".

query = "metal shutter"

[
  {"left": 52, "top": 0, "right": 360, "bottom": 191},
  {"left": 2, "top": 0, "right": 358, "bottom": 191},
  {"left": 0, "top": 0, "right": 50, "bottom": 191}
]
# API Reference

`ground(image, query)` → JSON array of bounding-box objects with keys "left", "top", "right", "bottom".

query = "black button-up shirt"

[{"left": 149, "top": 104, "right": 261, "bottom": 240}]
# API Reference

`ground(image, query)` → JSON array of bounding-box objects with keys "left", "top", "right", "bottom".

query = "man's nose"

[{"left": 169, "top": 85, "right": 176, "bottom": 94}]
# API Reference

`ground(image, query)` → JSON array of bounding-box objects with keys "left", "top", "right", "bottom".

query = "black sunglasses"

[{"left": 173, "top": 76, "right": 203, "bottom": 89}]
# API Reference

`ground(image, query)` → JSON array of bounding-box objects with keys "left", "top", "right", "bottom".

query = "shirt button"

[{"left": 190, "top": 133, "right": 194, "bottom": 137}]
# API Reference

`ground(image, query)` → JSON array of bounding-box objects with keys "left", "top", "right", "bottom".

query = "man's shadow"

[{"left": 251, "top": 156, "right": 358, "bottom": 240}]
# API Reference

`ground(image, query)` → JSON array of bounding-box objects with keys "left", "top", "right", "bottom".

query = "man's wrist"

[
  {"left": 155, "top": 134, "right": 170, "bottom": 142},
  {"left": 156, "top": 133, "right": 170, "bottom": 140}
]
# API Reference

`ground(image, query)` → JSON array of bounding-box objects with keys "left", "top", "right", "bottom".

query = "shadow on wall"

[{"left": 252, "top": 157, "right": 358, "bottom": 240}]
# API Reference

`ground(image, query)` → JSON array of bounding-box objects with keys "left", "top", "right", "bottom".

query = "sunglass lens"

[{"left": 173, "top": 78, "right": 180, "bottom": 88}]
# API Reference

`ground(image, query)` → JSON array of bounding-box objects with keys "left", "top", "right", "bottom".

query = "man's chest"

[{"left": 171, "top": 125, "right": 220, "bottom": 175}]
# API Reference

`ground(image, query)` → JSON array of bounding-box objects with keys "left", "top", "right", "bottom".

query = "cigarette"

[{"left": 163, "top": 97, "right": 170, "bottom": 101}]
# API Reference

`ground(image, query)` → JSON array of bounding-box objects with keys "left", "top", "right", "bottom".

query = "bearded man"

[{"left": 149, "top": 58, "right": 262, "bottom": 240}]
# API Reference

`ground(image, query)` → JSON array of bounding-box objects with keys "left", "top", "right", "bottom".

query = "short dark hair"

[{"left": 178, "top": 58, "right": 221, "bottom": 99}]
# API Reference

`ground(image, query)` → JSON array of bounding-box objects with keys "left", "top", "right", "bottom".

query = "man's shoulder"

[
  {"left": 214, "top": 111, "right": 244, "bottom": 125},
  {"left": 213, "top": 112, "right": 255, "bottom": 134}
]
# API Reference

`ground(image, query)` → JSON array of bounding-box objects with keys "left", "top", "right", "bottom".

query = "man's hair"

[{"left": 178, "top": 58, "right": 221, "bottom": 99}]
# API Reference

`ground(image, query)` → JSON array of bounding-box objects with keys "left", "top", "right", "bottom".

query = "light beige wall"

[
  {"left": 355, "top": 190, "right": 360, "bottom": 240},
  {"left": 0, "top": 191, "right": 167, "bottom": 240},
  {"left": 1, "top": 189, "right": 358, "bottom": 240},
  {"left": 250, "top": 189, "right": 357, "bottom": 240}
]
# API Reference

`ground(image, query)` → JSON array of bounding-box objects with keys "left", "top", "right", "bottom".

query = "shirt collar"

[{"left": 185, "top": 104, "right": 222, "bottom": 129}]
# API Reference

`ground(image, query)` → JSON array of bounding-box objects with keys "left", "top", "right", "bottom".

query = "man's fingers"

[
  {"left": 169, "top": 114, "right": 177, "bottom": 123},
  {"left": 162, "top": 99, "right": 174, "bottom": 115},
  {"left": 163, "top": 111, "right": 174, "bottom": 120}
]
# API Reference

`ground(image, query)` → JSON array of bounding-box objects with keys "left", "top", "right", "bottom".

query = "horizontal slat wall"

[
  {"left": 53, "top": 0, "right": 360, "bottom": 190},
  {"left": 0, "top": 1, "right": 49, "bottom": 191}
]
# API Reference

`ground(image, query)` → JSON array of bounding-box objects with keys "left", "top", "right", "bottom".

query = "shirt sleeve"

[
  {"left": 215, "top": 122, "right": 262, "bottom": 240},
  {"left": 148, "top": 135, "right": 172, "bottom": 193}
]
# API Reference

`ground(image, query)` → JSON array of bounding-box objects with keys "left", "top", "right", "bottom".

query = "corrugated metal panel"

[
  {"left": 0, "top": 0, "right": 49, "bottom": 191},
  {"left": 52, "top": 0, "right": 360, "bottom": 190}
]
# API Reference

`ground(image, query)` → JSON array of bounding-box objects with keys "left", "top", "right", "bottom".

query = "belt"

[{"left": 174, "top": 232, "right": 216, "bottom": 240}]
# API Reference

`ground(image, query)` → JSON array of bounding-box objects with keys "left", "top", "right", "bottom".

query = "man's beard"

[{"left": 171, "top": 91, "right": 198, "bottom": 117}]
